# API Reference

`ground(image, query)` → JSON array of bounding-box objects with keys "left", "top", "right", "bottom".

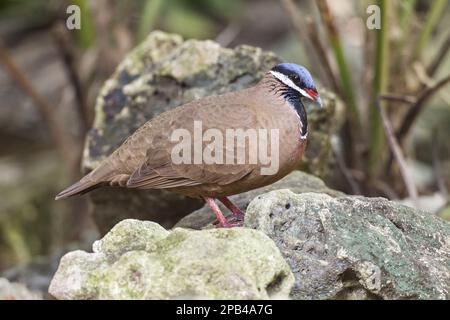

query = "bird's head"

[{"left": 270, "top": 63, "right": 322, "bottom": 107}]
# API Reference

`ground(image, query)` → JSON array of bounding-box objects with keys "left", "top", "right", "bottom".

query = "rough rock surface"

[
  {"left": 49, "top": 220, "right": 294, "bottom": 300},
  {"left": 0, "top": 278, "right": 42, "bottom": 300},
  {"left": 49, "top": 172, "right": 450, "bottom": 300},
  {"left": 83, "top": 31, "right": 343, "bottom": 233},
  {"left": 244, "top": 190, "right": 450, "bottom": 300}
]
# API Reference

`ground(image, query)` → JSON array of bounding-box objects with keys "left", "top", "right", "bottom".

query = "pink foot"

[
  {"left": 205, "top": 197, "right": 243, "bottom": 228},
  {"left": 218, "top": 197, "right": 245, "bottom": 220}
]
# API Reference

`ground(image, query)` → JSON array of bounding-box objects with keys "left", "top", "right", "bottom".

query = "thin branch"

[
  {"left": 414, "top": 62, "right": 450, "bottom": 105},
  {"left": 396, "top": 73, "right": 450, "bottom": 142},
  {"left": 382, "top": 83, "right": 450, "bottom": 176},
  {"left": 304, "top": 17, "right": 342, "bottom": 96},
  {"left": 427, "top": 31, "right": 450, "bottom": 77},
  {"left": 376, "top": 96, "right": 418, "bottom": 204},
  {"left": 215, "top": 23, "right": 241, "bottom": 47},
  {"left": 0, "top": 42, "right": 79, "bottom": 169},
  {"left": 280, "top": 0, "right": 309, "bottom": 46},
  {"left": 379, "top": 93, "right": 418, "bottom": 177},
  {"left": 52, "top": 23, "right": 90, "bottom": 133},
  {"left": 378, "top": 94, "right": 417, "bottom": 105},
  {"left": 331, "top": 141, "right": 361, "bottom": 195},
  {"left": 432, "top": 132, "right": 449, "bottom": 200},
  {"left": 371, "top": 179, "right": 400, "bottom": 200},
  {"left": 351, "top": 169, "right": 400, "bottom": 199},
  {"left": 280, "top": 0, "right": 329, "bottom": 84},
  {"left": 316, "top": 0, "right": 360, "bottom": 129}
]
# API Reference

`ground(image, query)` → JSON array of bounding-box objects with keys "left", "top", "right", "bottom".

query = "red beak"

[
  {"left": 304, "top": 88, "right": 322, "bottom": 107},
  {"left": 305, "top": 89, "right": 319, "bottom": 100}
]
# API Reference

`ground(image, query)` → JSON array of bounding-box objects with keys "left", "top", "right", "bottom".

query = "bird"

[{"left": 56, "top": 63, "right": 322, "bottom": 227}]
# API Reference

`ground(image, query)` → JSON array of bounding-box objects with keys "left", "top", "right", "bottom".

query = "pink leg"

[
  {"left": 204, "top": 197, "right": 240, "bottom": 228},
  {"left": 218, "top": 197, "right": 245, "bottom": 220}
]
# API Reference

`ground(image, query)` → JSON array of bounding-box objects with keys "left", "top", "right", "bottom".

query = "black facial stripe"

[
  {"left": 271, "top": 78, "right": 308, "bottom": 138},
  {"left": 286, "top": 91, "right": 308, "bottom": 138}
]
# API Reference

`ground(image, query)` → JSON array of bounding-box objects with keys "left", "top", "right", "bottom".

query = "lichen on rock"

[
  {"left": 49, "top": 219, "right": 294, "bottom": 300},
  {"left": 49, "top": 173, "right": 450, "bottom": 300},
  {"left": 176, "top": 171, "right": 450, "bottom": 300},
  {"left": 244, "top": 189, "right": 450, "bottom": 300}
]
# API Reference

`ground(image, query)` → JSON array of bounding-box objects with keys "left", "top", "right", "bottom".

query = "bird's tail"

[{"left": 55, "top": 173, "right": 104, "bottom": 200}]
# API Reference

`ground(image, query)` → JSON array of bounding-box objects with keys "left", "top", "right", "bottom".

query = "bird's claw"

[
  {"left": 217, "top": 222, "right": 243, "bottom": 228},
  {"left": 216, "top": 216, "right": 244, "bottom": 228}
]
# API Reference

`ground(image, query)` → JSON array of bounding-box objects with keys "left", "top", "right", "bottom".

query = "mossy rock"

[{"left": 49, "top": 220, "right": 294, "bottom": 300}]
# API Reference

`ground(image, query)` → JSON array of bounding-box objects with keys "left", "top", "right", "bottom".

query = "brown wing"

[{"left": 126, "top": 90, "right": 261, "bottom": 189}]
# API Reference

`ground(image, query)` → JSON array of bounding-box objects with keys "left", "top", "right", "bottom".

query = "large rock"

[
  {"left": 83, "top": 31, "right": 343, "bottom": 233},
  {"left": 49, "top": 220, "right": 294, "bottom": 300},
  {"left": 49, "top": 173, "right": 450, "bottom": 300},
  {"left": 177, "top": 172, "right": 450, "bottom": 299},
  {"left": 245, "top": 190, "right": 450, "bottom": 300}
]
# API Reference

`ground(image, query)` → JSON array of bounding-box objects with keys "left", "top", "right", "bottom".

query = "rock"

[
  {"left": 175, "top": 170, "right": 344, "bottom": 229},
  {"left": 83, "top": 30, "right": 344, "bottom": 233},
  {"left": 244, "top": 189, "right": 450, "bottom": 300},
  {"left": 0, "top": 278, "right": 42, "bottom": 300},
  {"left": 49, "top": 219, "right": 294, "bottom": 300},
  {"left": 49, "top": 172, "right": 450, "bottom": 300}
]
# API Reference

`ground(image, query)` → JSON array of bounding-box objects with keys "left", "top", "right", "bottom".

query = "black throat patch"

[{"left": 281, "top": 87, "right": 308, "bottom": 139}]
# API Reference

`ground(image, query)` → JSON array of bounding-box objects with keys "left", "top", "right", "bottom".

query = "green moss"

[{"left": 245, "top": 190, "right": 450, "bottom": 299}]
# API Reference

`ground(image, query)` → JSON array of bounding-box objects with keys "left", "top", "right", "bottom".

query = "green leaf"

[
  {"left": 137, "top": 0, "right": 166, "bottom": 43},
  {"left": 73, "top": 0, "right": 96, "bottom": 49},
  {"left": 369, "top": 0, "right": 390, "bottom": 175},
  {"left": 415, "top": 0, "right": 447, "bottom": 60}
]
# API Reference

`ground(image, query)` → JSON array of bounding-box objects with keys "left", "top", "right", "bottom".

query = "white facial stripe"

[{"left": 269, "top": 71, "right": 313, "bottom": 100}]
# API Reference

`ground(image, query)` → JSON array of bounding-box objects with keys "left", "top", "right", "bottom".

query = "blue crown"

[{"left": 271, "top": 63, "right": 316, "bottom": 90}]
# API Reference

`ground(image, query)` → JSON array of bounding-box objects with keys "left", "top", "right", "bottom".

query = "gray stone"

[
  {"left": 0, "top": 278, "right": 42, "bottom": 300},
  {"left": 244, "top": 189, "right": 450, "bottom": 300},
  {"left": 49, "top": 219, "right": 294, "bottom": 300},
  {"left": 83, "top": 31, "right": 344, "bottom": 233}
]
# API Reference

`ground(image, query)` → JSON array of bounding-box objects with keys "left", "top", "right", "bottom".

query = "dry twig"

[
  {"left": 378, "top": 94, "right": 417, "bottom": 105},
  {"left": 52, "top": 23, "right": 90, "bottom": 133},
  {"left": 331, "top": 139, "right": 361, "bottom": 195},
  {"left": 432, "top": 133, "right": 449, "bottom": 200},
  {"left": 281, "top": 0, "right": 336, "bottom": 90},
  {"left": 427, "top": 31, "right": 450, "bottom": 77},
  {"left": 304, "top": 17, "right": 342, "bottom": 95},
  {"left": 396, "top": 73, "right": 450, "bottom": 143},
  {"left": 376, "top": 96, "right": 418, "bottom": 204},
  {"left": 215, "top": 23, "right": 241, "bottom": 47}
]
